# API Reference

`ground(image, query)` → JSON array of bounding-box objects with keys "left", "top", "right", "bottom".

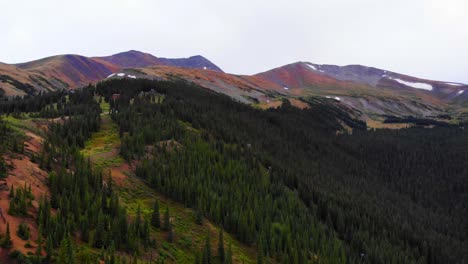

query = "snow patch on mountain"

[
  {"left": 389, "top": 77, "right": 433, "bottom": 91},
  {"left": 307, "top": 64, "right": 317, "bottom": 71},
  {"left": 283, "top": 87, "right": 289, "bottom": 90},
  {"left": 446, "top": 82, "right": 465, "bottom": 86},
  {"left": 107, "top": 73, "right": 137, "bottom": 79},
  {"left": 324, "top": 96, "right": 341, "bottom": 101},
  {"left": 457, "top": 90, "right": 465, "bottom": 95}
]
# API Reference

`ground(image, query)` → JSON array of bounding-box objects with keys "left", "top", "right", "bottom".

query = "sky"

[{"left": 1, "top": 0, "right": 467, "bottom": 83}]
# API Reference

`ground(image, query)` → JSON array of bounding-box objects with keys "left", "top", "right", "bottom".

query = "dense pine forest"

[{"left": 0, "top": 79, "right": 467, "bottom": 263}]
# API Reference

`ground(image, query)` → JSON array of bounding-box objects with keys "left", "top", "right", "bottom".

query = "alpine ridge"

[{"left": 1, "top": 51, "right": 467, "bottom": 123}]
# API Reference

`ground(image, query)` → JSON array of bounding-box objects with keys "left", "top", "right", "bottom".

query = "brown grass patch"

[{"left": 289, "top": 98, "right": 310, "bottom": 109}]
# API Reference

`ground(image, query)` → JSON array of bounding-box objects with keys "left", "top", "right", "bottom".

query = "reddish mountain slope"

[
  {"left": 17, "top": 55, "right": 119, "bottom": 88},
  {"left": 0, "top": 63, "right": 57, "bottom": 96},
  {"left": 1, "top": 51, "right": 223, "bottom": 97},
  {"left": 257, "top": 62, "right": 467, "bottom": 100},
  {"left": 253, "top": 62, "right": 467, "bottom": 117}
]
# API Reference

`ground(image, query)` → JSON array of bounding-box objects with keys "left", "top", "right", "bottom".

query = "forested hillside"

[
  {"left": 0, "top": 79, "right": 466, "bottom": 263},
  {"left": 0, "top": 85, "right": 256, "bottom": 263},
  {"left": 96, "top": 79, "right": 467, "bottom": 263}
]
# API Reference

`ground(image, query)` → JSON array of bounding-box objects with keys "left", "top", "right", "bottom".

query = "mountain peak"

[
  {"left": 93, "top": 51, "right": 223, "bottom": 72},
  {"left": 114, "top": 50, "right": 152, "bottom": 56}
]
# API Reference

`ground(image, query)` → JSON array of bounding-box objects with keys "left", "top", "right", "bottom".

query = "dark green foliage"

[
  {"left": 151, "top": 199, "right": 161, "bottom": 228},
  {"left": 167, "top": 220, "right": 174, "bottom": 243},
  {"left": 57, "top": 234, "right": 75, "bottom": 264},
  {"left": 218, "top": 229, "right": 225, "bottom": 263},
  {"left": 163, "top": 207, "right": 170, "bottom": 231},
  {"left": 0, "top": 156, "right": 7, "bottom": 179},
  {"left": 0, "top": 88, "right": 100, "bottom": 119},
  {"left": 202, "top": 233, "right": 211, "bottom": 264},
  {"left": 17, "top": 222, "right": 30, "bottom": 240},
  {"left": 256, "top": 241, "right": 263, "bottom": 264},
  {"left": 34, "top": 226, "right": 43, "bottom": 260},
  {"left": 195, "top": 208, "right": 203, "bottom": 225},
  {"left": 2, "top": 222, "right": 13, "bottom": 248},
  {"left": 8, "top": 183, "right": 34, "bottom": 217},
  {"left": 226, "top": 243, "right": 232, "bottom": 264},
  {"left": 8, "top": 250, "right": 32, "bottom": 264},
  {"left": 142, "top": 218, "right": 151, "bottom": 248},
  {"left": 162, "top": 206, "right": 174, "bottom": 242}
]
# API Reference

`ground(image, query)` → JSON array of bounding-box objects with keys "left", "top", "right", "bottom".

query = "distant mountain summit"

[
  {"left": 93, "top": 50, "right": 161, "bottom": 68},
  {"left": 94, "top": 50, "right": 223, "bottom": 72}
]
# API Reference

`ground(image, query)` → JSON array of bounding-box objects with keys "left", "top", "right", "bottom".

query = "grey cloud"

[{"left": 1, "top": 0, "right": 467, "bottom": 82}]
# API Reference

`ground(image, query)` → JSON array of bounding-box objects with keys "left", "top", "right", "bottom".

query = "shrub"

[{"left": 17, "top": 222, "right": 30, "bottom": 240}]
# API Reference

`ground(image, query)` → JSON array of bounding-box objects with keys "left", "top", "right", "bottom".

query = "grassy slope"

[
  {"left": 2, "top": 115, "right": 46, "bottom": 137},
  {"left": 81, "top": 101, "right": 256, "bottom": 263}
]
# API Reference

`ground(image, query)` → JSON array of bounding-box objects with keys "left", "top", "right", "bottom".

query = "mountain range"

[{"left": 1, "top": 50, "right": 467, "bottom": 122}]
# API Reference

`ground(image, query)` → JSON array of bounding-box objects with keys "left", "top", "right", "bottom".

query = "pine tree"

[
  {"left": 167, "top": 220, "right": 174, "bottom": 243},
  {"left": 107, "top": 171, "right": 113, "bottom": 196},
  {"left": 0, "top": 157, "right": 7, "bottom": 179},
  {"left": 35, "top": 231, "right": 43, "bottom": 261},
  {"left": 143, "top": 218, "right": 151, "bottom": 247},
  {"left": 9, "top": 185, "right": 14, "bottom": 198},
  {"left": 202, "top": 233, "right": 212, "bottom": 264},
  {"left": 151, "top": 199, "right": 161, "bottom": 228},
  {"left": 256, "top": 240, "right": 264, "bottom": 264},
  {"left": 17, "top": 221, "right": 30, "bottom": 240},
  {"left": 195, "top": 207, "right": 203, "bottom": 225},
  {"left": 226, "top": 243, "right": 233, "bottom": 264},
  {"left": 1, "top": 222, "right": 13, "bottom": 248},
  {"left": 135, "top": 205, "right": 142, "bottom": 237},
  {"left": 163, "top": 206, "right": 170, "bottom": 231},
  {"left": 218, "top": 229, "right": 225, "bottom": 263},
  {"left": 45, "top": 235, "right": 53, "bottom": 262},
  {"left": 58, "top": 234, "right": 75, "bottom": 264}
]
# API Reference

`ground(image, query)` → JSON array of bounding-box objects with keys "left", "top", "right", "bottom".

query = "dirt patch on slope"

[
  {"left": 0, "top": 155, "right": 48, "bottom": 258},
  {"left": 289, "top": 98, "right": 310, "bottom": 109},
  {"left": 0, "top": 131, "right": 47, "bottom": 260}
]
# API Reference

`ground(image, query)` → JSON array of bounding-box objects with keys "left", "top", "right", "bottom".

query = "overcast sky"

[{"left": 1, "top": 0, "right": 467, "bottom": 82}]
